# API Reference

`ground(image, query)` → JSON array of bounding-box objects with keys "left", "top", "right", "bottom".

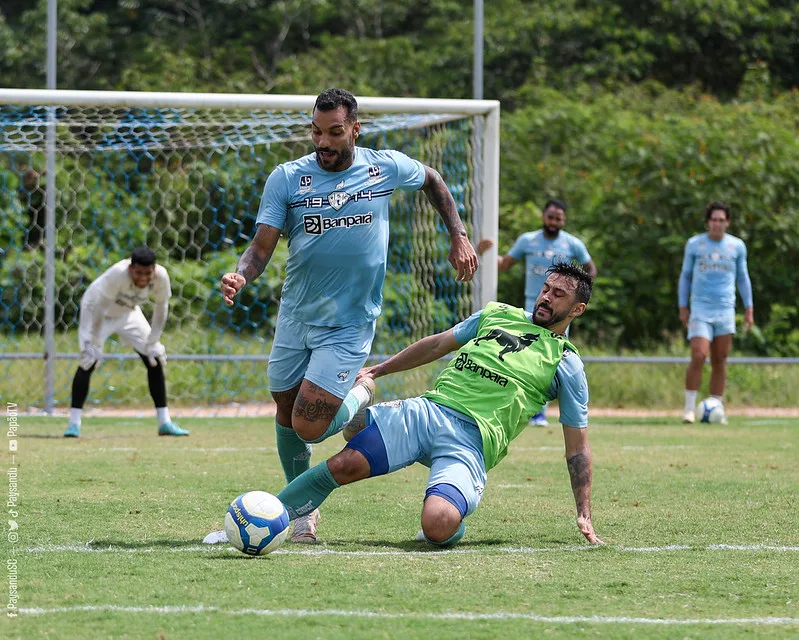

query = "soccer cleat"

[
  {"left": 202, "top": 529, "right": 228, "bottom": 545},
  {"left": 682, "top": 410, "right": 695, "bottom": 424},
  {"left": 342, "top": 378, "right": 376, "bottom": 442},
  {"left": 63, "top": 423, "right": 81, "bottom": 438},
  {"left": 528, "top": 410, "right": 549, "bottom": 427},
  {"left": 414, "top": 529, "right": 427, "bottom": 542},
  {"left": 158, "top": 422, "right": 190, "bottom": 436},
  {"left": 290, "top": 509, "right": 320, "bottom": 544}
]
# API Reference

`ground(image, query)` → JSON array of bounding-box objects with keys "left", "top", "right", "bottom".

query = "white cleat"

[
  {"left": 682, "top": 411, "right": 695, "bottom": 424},
  {"left": 342, "top": 378, "right": 376, "bottom": 442},
  {"left": 291, "top": 509, "right": 320, "bottom": 544},
  {"left": 202, "top": 529, "right": 228, "bottom": 545},
  {"left": 414, "top": 529, "right": 427, "bottom": 542}
]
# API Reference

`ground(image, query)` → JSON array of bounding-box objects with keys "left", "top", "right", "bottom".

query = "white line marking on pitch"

[
  {"left": 17, "top": 605, "right": 799, "bottom": 626},
  {"left": 24, "top": 543, "right": 799, "bottom": 555}
]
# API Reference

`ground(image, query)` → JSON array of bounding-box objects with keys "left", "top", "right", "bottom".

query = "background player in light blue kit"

[
  {"left": 478, "top": 198, "right": 596, "bottom": 426},
  {"left": 219, "top": 88, "right": 478, "bottom": 543},
  {"left": 678, "top": 201, "right": 754, "bottom": 423}
]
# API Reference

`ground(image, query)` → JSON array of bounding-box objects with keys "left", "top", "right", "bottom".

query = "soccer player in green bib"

[{"left": 269, "top": 262, "right": 599, "bottom": 546}]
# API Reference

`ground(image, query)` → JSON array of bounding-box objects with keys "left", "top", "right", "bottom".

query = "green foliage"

[{"left": 499, "top": 83, "right": 799, "bottom": 348}]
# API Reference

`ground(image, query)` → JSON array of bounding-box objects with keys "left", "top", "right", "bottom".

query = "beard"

[
  {"left": 315, "top": 144, "right": 355, "bottom": 171},
  {"left": 533, "top": 303, "right": 570, "bottom": 328}
]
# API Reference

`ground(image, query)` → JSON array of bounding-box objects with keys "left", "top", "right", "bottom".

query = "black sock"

[
  {"left": 70, "top": 364, "right": 95, "bottom": 409},
  {"left": 137, "top": 352, "right": 167, "bottom": 408}
]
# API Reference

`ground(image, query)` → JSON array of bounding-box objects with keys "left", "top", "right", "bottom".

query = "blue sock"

[
  {"left": 277, "top": 461, "right": 340, "bottom": 521},
  {"left": 276, "top": 422, "right": 312, "bottom": 483}
]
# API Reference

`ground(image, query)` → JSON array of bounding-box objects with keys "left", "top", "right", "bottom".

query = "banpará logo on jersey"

[
  {"left": 454, "top": 352, "right": 509, "bottom": 386},
  {"left": 474, "top": 328, "right": 540, "bottom": 361},
  {"left": 303, "top": 212, "right": 373, "bottom": 235}
]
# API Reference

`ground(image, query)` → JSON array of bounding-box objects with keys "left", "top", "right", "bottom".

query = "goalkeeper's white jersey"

[{"left": 82, "top": 259, "right": 171, "bottom": 318}]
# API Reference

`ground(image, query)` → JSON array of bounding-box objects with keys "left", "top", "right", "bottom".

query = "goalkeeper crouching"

[
  {"left": 64, "top": 247, "right": 188, "bottom": 438},
  {"left": 207, "top": 263, "right": 601, "bottom": 546}
]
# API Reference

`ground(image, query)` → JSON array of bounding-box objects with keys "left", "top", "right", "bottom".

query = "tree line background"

[{"left": 2, "top": 0, "right": 798, "bottom": 355}]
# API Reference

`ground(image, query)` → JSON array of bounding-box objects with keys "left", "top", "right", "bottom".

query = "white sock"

[
  {"left": 710, "top": 395, "right": 723, "bottom": 403},
  {"left": 350, "top": 382, "right": 372, "bottom": 411},
  {"left": 157, "top": 407, "right": 171, "bottom": 426},
  {"left": 69, "top": 408, "right": 82, "bottom": 426},
  {"left": 684, "top": 390, "right": 698, "bottom": 413}
]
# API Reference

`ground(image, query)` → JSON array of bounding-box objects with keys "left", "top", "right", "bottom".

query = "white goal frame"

[{"left": 0, "top": 88, "right": 501, "bottom": 413}]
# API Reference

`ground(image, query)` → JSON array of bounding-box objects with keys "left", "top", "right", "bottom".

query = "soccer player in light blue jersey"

[
  {"left": 678, "top": 201, "right": 754, "bottom": 423},
  {"left": 478, "top": 198, "right": 596, "bottom": 426},
  {"left": 219, "top": 88, "right": 478, "bottom": 543}
]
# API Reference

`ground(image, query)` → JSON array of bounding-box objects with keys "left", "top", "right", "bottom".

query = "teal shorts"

[
  {"left": 267, "top": 311, "right": 375, "bottom": 398},
  {"left": 687, "top": 310, "right": 735, "bottom": 341},
  {"left": 367, "top": 397, "right": 487, "bottom": 516}
]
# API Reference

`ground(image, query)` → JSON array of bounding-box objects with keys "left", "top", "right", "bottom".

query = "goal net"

[{"left": 0, "top": 90, "right": 499, "bottom": 416}]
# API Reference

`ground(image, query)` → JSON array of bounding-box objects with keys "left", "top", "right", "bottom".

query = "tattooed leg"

[{"left": 292, "top": 380, "right": 345, "bottom": 442}]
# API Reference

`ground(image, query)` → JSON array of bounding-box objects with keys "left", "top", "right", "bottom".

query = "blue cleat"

[
  {"left": 158, "top": 422, "right": 189, "bottom": 436},
  {"left": 63, "top": 423, "right": 81, "bottom": 438}
]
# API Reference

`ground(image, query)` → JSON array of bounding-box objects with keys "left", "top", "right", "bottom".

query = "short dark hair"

[
  {"left": 314, "top": 88, "right": 358, "bottom": 122},
  {"left": 131, "top": 247, "right": 157, "bottom": 267},
  {"left": 546, "top": 261, "right": 593, "bottom": 304},
  {"left": 704, "top": 200, "right": 730, "bottom": 221},
  {"left": 543, "top": 198, "right": 567, "bottom": 213}
]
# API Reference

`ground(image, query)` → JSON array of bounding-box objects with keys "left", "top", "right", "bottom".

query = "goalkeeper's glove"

[
  {"left": 146, "top": 341, "right": 167, "bottom": 368},
  {"left": 79, "top": 343, "right": 102, "bottom": 370}
]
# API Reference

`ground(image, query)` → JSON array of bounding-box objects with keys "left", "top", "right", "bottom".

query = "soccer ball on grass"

[
  {"left": 224, "top": 491, "right": 289, "bottom": 556},
  {"left": 697, "top": 397, "right": 725, "bottom": 424}
]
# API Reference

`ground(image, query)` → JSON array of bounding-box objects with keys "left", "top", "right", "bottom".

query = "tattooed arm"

[
  {"left": 563, "top": 425, "right": 603, "bottom": 544},
  {"left": 220, "top": 225, "right": 282, "bottom": 305},
  {"left": 420, "top": 166, "right": 478, "bottom": 282}
]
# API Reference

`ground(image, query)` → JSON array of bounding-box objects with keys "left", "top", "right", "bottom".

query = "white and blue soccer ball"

[
  {"left": 697, "top": 397, "right": 725, "bottom": 424},
  {"left": 224, "top": 491, "right": 290, "bottom": 556}
]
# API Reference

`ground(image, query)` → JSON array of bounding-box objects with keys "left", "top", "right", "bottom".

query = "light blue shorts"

[
  {"left": 267, "top": 311, "right": 375, "bottom": 399},
  {"left": 367, "top": 397, "right": 487, "bottom": 516},
  {"left": 687, "top": 310, "right": 735, "bottom": 341}
]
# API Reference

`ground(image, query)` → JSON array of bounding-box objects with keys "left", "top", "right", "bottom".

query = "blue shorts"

[
  {"left": 367, "top": 397, "right": 487, "bottom": 516},
  {"left": 687, "top": 310, "right": 735, "bottom": 341},
  {"left": 267, "top": 311, "right": 375, "bottom": 399}
]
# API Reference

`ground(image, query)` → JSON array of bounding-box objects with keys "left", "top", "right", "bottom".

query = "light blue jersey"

[
  {"left": 678, "top": 233, "right": 753, "bottom": 314},
  {"left": 508, "top": 230, "right": 592, "bottom": 306},
  {"left": 256, "top": 147, "right": 426, "bottom": 327},
  {"left": 452, "top": 310, "right": 589, "bottom": 428}
]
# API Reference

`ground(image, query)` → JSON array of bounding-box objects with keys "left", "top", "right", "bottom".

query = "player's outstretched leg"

[
  {"left": 137, "top": 353, "right": 188, "bottom": 436},
  {"left": 65, "top": 364, "right": 96, "bottom": 438}
]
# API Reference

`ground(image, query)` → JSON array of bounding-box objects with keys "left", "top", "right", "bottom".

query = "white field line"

[
  {"left": 16, "top": 604, "right": 799, "bottom": 626},
  {"left": 24, "top": 543, "right": 799, "bottom": 556}
]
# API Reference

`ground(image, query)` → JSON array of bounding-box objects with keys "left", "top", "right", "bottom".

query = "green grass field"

[{"left": 4, "top": 415, "right": 798, "bottom": 639}]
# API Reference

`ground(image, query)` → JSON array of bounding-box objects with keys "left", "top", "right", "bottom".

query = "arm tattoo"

[
  {"left": 236, "top": 244, "right": 268, "bottom": 284},
  {"left": 567, "top": 453, "right": 591, "bottom": 493},
  {"left": 421, "top": 172, "right": 467, "bottom": 237}
]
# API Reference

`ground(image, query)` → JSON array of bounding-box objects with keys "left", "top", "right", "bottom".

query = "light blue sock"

[
  {"left": 422, "top": 521, "right": 466, "bottom": 547},
  {"left": 277, "top": 461, "right": 340, "bottom": 520},
  {"left": 276, "top": 422, "right": 312, "bottom": 483},
  {"left": 303, "top": 391, "right": 362, "bottom": 444}
]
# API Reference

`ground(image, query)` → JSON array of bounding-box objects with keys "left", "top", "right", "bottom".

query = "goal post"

[{"left": 0, "top": 89, "right": 500, "bottom": 414}]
